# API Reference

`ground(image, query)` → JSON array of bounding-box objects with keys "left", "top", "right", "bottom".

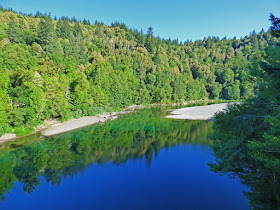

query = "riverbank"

[
  {"left": 165, "top": 103, "right": 236, "bottom": 120},
  {"left": 0, "top": 107, "right": 138, "bottom": 144},
  {"left": 0, "top": 100, "right": 234, "bottom": 144}
]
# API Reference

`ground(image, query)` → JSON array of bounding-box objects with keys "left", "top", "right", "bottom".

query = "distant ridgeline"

[{"left": 0, "top": 6, "right": 279, "bottom": 136}]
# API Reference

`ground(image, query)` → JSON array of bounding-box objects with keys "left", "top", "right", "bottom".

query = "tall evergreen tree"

[
  {"left": 7, "top": 21, "right": 21, "bottom": 43},
  {"left": 37, "top": 17, "right": 59, "bottom": 55},
  {"left": 145, "top": 26, "right": 154, "bottom": 53},
  {"left": 270, "top": 13, "right": 280, "bottom": 38},
  {"left": 56, "top": 17, "right": 73, "bottom": 40}
]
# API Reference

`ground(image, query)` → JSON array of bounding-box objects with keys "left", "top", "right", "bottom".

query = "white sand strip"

[
  {"left": 165, "top": 103, "right": 233, "bottom": 120},
  {"left": 0, "top": 107, "right": 140, "bottom": 144},
  {"left": 0, "top": 133, "right": 17, "bottom": 144},
  {"left": 41, "top": 115, "right": 111, "bottom": 137}
]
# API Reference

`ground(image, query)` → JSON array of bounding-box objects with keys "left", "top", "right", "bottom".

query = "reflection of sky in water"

[
  {"left": 1, "top": 144, "right": 249, "bottom": 210},
  {"left": 0, "top": 108, "right": 249, "bottom": 209}
]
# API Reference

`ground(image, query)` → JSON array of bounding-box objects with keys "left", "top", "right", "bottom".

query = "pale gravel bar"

[
  {"left": 0, "top": 106, "right": 140, "bottom": 144},
  {"left": 165, "top": 103, "right": 234, "bottom": 120},
  {"left": 0, "top": 103, "right": 233, "bottom": 143},
  {"left": 41, "top": 116, "right": 108, "bottom": 137}
]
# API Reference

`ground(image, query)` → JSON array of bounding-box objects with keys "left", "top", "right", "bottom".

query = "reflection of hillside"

[{"left": 0, "top": 108, "right": 212, "bottom": 200}]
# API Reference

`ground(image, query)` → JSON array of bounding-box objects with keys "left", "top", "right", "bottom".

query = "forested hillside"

[
  {"left": 0, "top": 7, "right": 279, "bottom": 137},
  {"left": 210, "top": 14, "right": 280, "bottom": 209}
]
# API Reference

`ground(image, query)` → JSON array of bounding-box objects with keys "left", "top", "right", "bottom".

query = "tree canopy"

[
  {"left": 210, "top": 14, "right": 280, "bottom": 209},
  {"left": 0, "top": 7, "right": 279, "bottom": 137}
]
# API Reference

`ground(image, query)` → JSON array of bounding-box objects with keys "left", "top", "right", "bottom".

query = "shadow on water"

[{"left": 0, "top": 108, "right": 213, "bottom": 201}]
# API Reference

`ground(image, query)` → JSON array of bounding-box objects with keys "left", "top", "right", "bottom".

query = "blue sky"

[{"left": 1, "top": 0, "right": 280, "bottom": 41}]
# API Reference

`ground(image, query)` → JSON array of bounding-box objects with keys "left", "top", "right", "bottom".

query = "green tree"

[
  {"left": 0, "top": 72, "right": 10, "bottom": 134},
  {"left": 270, "top": 13, "right": 280, "bottom": 38},
  {"left": 37, "top": 17, "right": 59, "bottom": 55},
  {"left": 45, "top": 76, "right": 70, "bottom": 119},
  {"left": 56, "top": 17, "right": 73, "bottom": 40},
  {"left": 7, "top": 21, "right": 21, "bottom": 43},
  {"left": 145, "top": 26, "right": 154, "bottom": 53},
  {"left": 210, "top": 15, "right": 280, "bottom": 209}
]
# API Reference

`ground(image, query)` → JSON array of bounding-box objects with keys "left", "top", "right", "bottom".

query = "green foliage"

[
  {"left": 0, "top": 155, "right": 15, "bottom": 200},
  {"left": 145, "top": 26, "right": 155, "bottom": 53},
  {"left": 37, "top": 17, "right": 60, "bottom": 55},
  {"left": 14, "top": 125, "right": 34, "bottom": 137},
  {"left": 0, "top": 108, "right": 212, "bottom": 199},
  {"left": 223, "top": 80, "right": 240, "bottom": 100},
  {"left": 210, "top": 15, "right": 280, "bottom": 209},
  {"left": 0, "top": 8, "right": 278, "bottom": 137},
  {"left": 270, "top": 14, "right": 280, "bottom": 38},
  {"left": 44, "top": 76, "right": 70, "bottom": 119},
  {"left": 0, "top": 72, "right": 10, "bottom": 134},
  {"left": 7, "top": 21, "right": 22, "bottom": 43},
  {"left": 71, "top": 105, "right": 107, "bottom": 119}
]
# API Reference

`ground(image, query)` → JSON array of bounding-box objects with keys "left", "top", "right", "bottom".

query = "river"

[{"left": 0, "top": 107, "right": 249, "bottom": 209}]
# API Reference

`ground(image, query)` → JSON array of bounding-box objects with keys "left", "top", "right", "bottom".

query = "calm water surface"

[{"left": 0, "top": 108, "right": 249, "bottom": 209}]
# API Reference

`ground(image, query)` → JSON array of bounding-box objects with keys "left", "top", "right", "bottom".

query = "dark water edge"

[{"left": 0, "top": 107, "right": 249, "bottom": 209}]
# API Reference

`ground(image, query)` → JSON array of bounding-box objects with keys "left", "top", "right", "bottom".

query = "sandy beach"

[
  {"left": 0, "top": 103, "right": 233, "bottom": 144},
  {"left": 0, "top": 115, "right": 114, "bottom": 144},
  {"left": 165, "top": 103, "right": 234, "bottom": 120},
  {"left": 41, "top": 115, "right": 110, "bottom": 137},
  {"left": 0, "top": 108, "right": 137, "bottom": 144}
]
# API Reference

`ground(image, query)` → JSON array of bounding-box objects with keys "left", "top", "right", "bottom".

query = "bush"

[{"left": 14, "top": 125, "right": 34, "bottom": 137}]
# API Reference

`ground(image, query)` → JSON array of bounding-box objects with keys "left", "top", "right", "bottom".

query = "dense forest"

[
  {"left": 0, "top": 108, "right": 212, "bottom": 200},
  {"left": 0, "top": 6, "right": 279, "bottom": 137},
  {"left": 210, "top": 14, "right": 280, "bottom": 209}
]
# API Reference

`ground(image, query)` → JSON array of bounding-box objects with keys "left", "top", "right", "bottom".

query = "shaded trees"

[{"left": 210, "top": 14, "right": 280, "bottom": 209}]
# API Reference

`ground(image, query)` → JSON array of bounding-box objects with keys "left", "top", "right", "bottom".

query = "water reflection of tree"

[
  {"left": 209, "top": 104, "right": 280, "bottom": 209},
  {"left": 0, "top": 108, "right": 212, "bottom": 200},
  {"left": 209, "top": 15, "right": 280, "bottom": 208}
]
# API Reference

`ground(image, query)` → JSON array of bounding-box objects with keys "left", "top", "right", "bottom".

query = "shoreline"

[
  {"left": 0, "top": 108, "right": 137, "bottom": 145},
  {"left": 165, "top": 103, "right": 236, "bottom": 120},
  {"left": 0, "top": 100, "right": 234, "bottom": 145}
]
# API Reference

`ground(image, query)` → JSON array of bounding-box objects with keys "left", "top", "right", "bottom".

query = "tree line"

[
  {"left": 209, "top": 14, "right": 280, "bottom": 209},
  {"left": 0, "top": 6, "right": 279, "bottom": 137}
]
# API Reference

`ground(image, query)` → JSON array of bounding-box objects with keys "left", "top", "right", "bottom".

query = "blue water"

[{"left": 0, "top": 108, "right": 249, "bottom": 209}]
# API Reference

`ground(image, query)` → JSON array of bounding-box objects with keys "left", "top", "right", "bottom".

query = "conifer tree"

[
  {"left": 56, "top": 17, "right": 73, "bottom": 40},
  {"left": 7, "top": 21, "right": 21, "bottom": 43},
  {"left": 37, "top": 17, "right": 59, "bottom": 55},
  {"left": 145, "top": 27, "right": 154, "bottom": 53}
]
